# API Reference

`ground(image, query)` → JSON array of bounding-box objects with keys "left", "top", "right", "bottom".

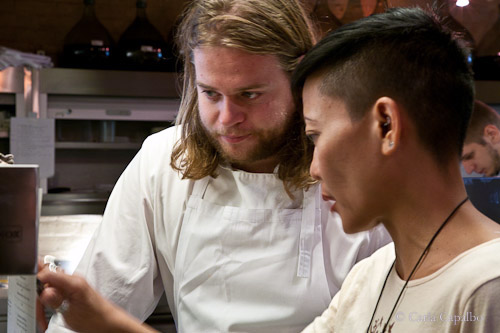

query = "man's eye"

[
  {"left": 461, "top": 152, "right": 474, "bottom": 161},
  {"left": 241, "top": 92, "right": 260, "bottom": 99},
  {"left": 203, "top": 90, "right": 216, "bottom": 97}
]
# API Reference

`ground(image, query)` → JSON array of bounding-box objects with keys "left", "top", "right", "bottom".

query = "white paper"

[
  {"left": 7, "top": 275, "right": 36, "bottom": 333},
  {"left": 0, "top": 47, "right": 53, "bottom": 70},
  {"left": 10, "top": 117, "right": 55, "bottom": 178}
]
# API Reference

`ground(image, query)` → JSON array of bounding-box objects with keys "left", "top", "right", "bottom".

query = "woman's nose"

[{"left": 309, "top": 153, "right": 321, "bottom": 181}]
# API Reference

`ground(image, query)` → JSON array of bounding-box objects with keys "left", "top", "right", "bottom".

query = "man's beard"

[
  {"left": 201, "top": 114, "right": 297, "bottom": 169},
  {"left": 487, "top": 143, "right": 500, "bottom": 176}
]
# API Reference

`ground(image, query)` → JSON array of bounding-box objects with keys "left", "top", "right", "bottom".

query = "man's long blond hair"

[{"left": 171, "top": 0, "right": 317, "bottom": 194}]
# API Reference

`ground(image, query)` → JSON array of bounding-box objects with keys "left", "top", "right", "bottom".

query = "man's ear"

[
  {"left": 483, "top": 124, "right": 500, "bottom": 144},
  {"left": 372, "top": 97, "right": 401, "bottom": 155}
]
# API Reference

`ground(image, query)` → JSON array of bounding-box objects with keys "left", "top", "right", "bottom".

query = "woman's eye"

[{"left": 306, "top": 133, "right": 318, "bottom": 144}]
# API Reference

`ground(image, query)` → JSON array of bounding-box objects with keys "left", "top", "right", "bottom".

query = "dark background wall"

[
  {"left": 0, "top": 0, "right": 497, "bottom": 68},
  {"left": 0, "top": 0, "right": 189, "bottom": 66}
]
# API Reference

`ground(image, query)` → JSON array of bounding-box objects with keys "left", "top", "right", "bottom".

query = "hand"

[
  {"left": 37, "top": 266, "right": 157, "bottom": 333},
  {"left": 36, "top": 291, "right": 49, "bottom": 332},
  {"left": 36, "top": 260, "right": 51, "bottom": 332}
]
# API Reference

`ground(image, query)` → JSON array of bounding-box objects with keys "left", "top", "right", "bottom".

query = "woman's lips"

[
  {"left": 322, "top": 194, "right": 335, "bottom": 201},
  {"left": 330, "top": 201, "right": 337, "bottom": 213},
  {"left": 322, "top": 194, "right": 337, "bottom": 212}
]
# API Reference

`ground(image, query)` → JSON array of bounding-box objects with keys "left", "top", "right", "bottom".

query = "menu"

[{"left": 7, "top": 275, "right": 36, "bottom": 333}]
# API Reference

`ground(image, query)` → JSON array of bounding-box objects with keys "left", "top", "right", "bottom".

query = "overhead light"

[{"left": 456, "top": 0, "right": 469, "bottom": 7}]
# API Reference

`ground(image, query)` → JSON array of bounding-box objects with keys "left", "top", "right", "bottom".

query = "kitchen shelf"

[
  {"left": 40, "top": 68, "right": 180, "bottom": 98},
  {"left": 55, "top": 142, "right": 142, "bottom": 150}
]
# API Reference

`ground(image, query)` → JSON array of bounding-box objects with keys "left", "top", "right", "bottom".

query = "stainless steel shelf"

[
  {"left": 40, "top": 68, "right": 180, "bottom": 98},
  {"left": 41, "top": 192, "right": 109, "bottom": 216},
  {"left": 0, "top": 67, "right": 24, "bottom": 94}
]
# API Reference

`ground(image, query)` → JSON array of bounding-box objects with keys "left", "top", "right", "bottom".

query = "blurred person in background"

[{"left": 462, "top": 100, "right": 500, "bottom": 177}]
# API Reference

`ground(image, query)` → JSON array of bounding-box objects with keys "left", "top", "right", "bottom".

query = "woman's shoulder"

[
  {"left": 446, "top": 238, "right": 500, "bottom": 284},
  {"left": 342, "top": 242, "right": 395, "bottom": 288}
]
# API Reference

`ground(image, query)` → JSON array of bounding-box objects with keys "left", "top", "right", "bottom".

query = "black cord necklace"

[{"left": 366, "top": 197, "right": 469, "bottom": 333}]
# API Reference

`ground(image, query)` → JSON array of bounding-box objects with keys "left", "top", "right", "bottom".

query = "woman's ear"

[{"left": 372, "top": 97, "right": 401, "bottom": 155}]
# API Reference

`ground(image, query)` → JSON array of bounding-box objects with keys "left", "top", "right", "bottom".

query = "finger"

[
  {"left": 37, "top": 260, "right": 56, "bottom": 276},
  {"left": 38, "top": 284, "right": 65, "bottom": 309},
  {"left": 37, "top": 270, "right": 87, "bottom": 300},
  {"left": 37, "top": 270, "right": 67, "bottom": 309},
  {"left": 36, "top": 297, "right": 48, "bottom": 331}
]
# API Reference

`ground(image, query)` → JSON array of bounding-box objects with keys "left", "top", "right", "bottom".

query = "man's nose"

[
  {"left": 219, "top": 98, "right": 245, "bottom": 127},
  {"left": 462, "top": 160, "right": 475, "bottom": 174}
]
